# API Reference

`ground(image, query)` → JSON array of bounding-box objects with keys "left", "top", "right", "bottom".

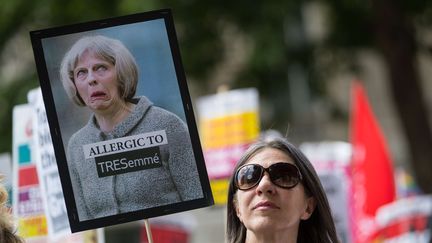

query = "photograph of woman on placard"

[
  {"left": 31, "top": 11, "right": 213, "bottom": 232},
  {"left": 59, "top": 34, "right": 203, "bottom": 221}
]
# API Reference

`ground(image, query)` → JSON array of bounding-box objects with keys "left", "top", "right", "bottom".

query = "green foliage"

[
  {"left": 0, "top": 77, "right": 39, "bottom": 153},
  {"left": 322, "top": 0, "right": 374, "bottom": 48},
  {"left": 0, "top": 0, "right": 38, "bottom": 51},
  {"left": 47, "top": 0, "right": 120, "bottom": 25},
  {"left": 166, "top": 0, "right": 301, "bottom": 83}
]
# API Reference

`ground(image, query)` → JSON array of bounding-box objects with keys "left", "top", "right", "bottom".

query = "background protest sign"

[
  {"left": 12, "top": 104, "right": 48, "bottom": 240},
  {"left": 197, "top": 88, "right": 260, "bottom": 205},
  {"left": 28, "top": 88, "right": 70, "bottom": 239},
  {"left": 372, "top": 195, "right": 432, "bottom": 242},
  {"left": 300, "top": 141, "right": 353, "bottom": 243},
  {"left": 11, "top": 88, "right": 103, "bottom": 242}
]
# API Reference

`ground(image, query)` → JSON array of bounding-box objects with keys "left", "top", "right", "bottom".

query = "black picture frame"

[{"left": 30, "top": 9, "right": 213, "bottom": 232}]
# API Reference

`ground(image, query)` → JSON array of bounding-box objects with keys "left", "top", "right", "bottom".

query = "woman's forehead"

[
  {"left": 245, "top": 148, "right": 295, "bottom": 167},
  {"left": 75, "top": 49, "right": 109, "bottom": 67},
  {"left": 77, "top": 49, "right": 100, "bottom": 60}
]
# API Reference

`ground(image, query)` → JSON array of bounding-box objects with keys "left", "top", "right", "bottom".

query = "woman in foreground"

[{"left": 226, "top": 138, "right": 339, "bottom": 243}]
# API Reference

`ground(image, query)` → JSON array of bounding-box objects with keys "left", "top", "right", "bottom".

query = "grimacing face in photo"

[{"left": 73, "top": 50, "right": 121, "bottom": 112}]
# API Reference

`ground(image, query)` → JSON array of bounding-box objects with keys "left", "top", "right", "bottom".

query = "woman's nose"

[
  {"left": 255, "top": 172, "right": 276, "bottom": 195},
  {"left": 87, "top": 71, "right": 97, "bottom": 85}
]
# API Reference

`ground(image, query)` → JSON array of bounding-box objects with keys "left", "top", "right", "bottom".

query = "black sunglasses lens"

[
  {"left": 236, "top": 164, "right": 262, "bottom": 190},
  {"left": 269, "top": 163, "right": 301, "bottom": 188}
]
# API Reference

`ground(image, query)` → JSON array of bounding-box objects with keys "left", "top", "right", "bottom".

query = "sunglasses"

[{"left": 235, "top": 162, "right": 302, "bottom": 190}]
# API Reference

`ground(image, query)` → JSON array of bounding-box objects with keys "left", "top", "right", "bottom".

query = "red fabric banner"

[{"left": 350, "top": 81, "right": 396, "bottom": 242}]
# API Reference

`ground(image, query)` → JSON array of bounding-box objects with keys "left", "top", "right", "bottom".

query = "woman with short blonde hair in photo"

[{"left": 60, "top": 35, "right": 203, "bottom": 221}]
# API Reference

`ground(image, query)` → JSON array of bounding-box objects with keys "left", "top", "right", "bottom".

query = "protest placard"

[{"left": 30, "top": 9, "right": 213, "bottom": 232}]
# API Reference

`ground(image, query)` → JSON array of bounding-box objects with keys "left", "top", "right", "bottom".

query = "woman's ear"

[{"left": 301, "top": 197, "right": 316, "bottom": 220}]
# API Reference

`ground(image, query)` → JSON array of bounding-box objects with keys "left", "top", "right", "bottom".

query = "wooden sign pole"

[{"left": 144, "top": 219, "right": 153, "bottom": 243}]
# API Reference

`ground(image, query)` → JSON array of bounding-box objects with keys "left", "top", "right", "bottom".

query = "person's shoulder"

[
  {"left": 135, "top": 96, "right": 187, "bottom": 131},
  {"left": 137, "top": 97, "right": 182, "bottom": 122},
  {"left": 149, "top": 106, "right": 185, "bottom": 125},
  {"left": 68, "top": 122, "right": 95, "bottom": 147},
  {"left": 150, "top": 105, "right": 178, "bottom": 117}
]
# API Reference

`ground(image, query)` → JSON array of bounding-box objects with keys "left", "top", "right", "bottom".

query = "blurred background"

[{"left": 1, "top": 0, "right": 432, "bottom": 242}]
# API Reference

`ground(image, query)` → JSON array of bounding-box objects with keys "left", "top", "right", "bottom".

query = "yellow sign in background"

[
  {"left": 18, "top": 215, "right": 48, "bottom": 238},
  {"left": 200, "top": 112, "right": 259, "bottom": 149},
  {"left": 197, "top": 88, "right": 260, "bottom": 205}
]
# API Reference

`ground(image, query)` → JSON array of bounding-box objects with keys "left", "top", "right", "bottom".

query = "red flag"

[{"left": 350, "top": 81, "right": 396, "bottom": 242}]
